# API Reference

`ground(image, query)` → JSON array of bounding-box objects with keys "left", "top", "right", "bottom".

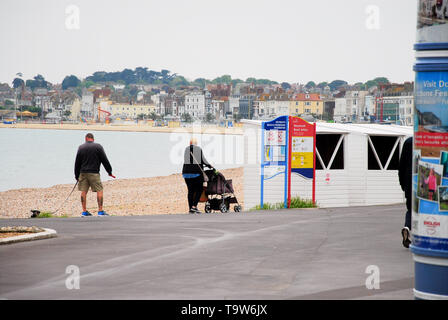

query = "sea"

[{"left": 0, "top": 128, "right": 244, "bottom": 192}]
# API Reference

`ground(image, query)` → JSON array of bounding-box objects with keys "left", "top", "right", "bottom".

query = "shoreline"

[
  {"left": 0, "top": 167, "right": 244, "bottom": 219},
  {"left": 0, "top": 123, "right": 243, "bottom": 135}
]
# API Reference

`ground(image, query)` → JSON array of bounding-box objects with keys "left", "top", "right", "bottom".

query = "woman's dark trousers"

[{"left": 185, "top": 176, "right": 204, "bottom": 209}]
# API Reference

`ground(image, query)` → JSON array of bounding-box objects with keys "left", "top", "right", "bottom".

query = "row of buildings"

[
  {"left": 148, "top": 82, "right": 414, "bottom": 125},
  {"left": 0, "top": 81, "right": 414, "bottom": 125}
]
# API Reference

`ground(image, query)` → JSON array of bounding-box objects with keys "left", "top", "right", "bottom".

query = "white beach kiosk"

[{"left": 242, "top": 119, "right": 413, "bottom": 209}]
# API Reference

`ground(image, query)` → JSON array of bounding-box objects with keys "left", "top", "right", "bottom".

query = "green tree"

[
  {"left": 193, "top": 78, "right": 209, "bottom": 88},
  {"left": 62, "top": 75, "right": 81, "bottom": 90},
  {"left": 373, "top": 77, "right": 389, "bottom": 84},
  {"left": 12, "top": 78, "right": 24, "bottom": 89},
  {"left": 365, "top": 80, "right": 377, "bottom": 88},
  {"left": 75, "top": 87, "right": 82, "bottom": 97},
  {"left": 126, "top": 86, "right": 139, "bottom": 100},
  {"left": 169, "top": 76, "right": 190, "bottom": 87},
  {"left": 256, "top": 79, "right": 278, "bottom": 85},
  {"left": 149, "top": 112, "right": 158, "bottom": 120},
  {"left": 26, "top": 74, "right": 50, "bottom": 90},
  {"left": 281, "top": 82, "right": 291, "bottom": 90},
  {"left": 21, "top": 106, "right": 42, "bottom": 116},
  {"left": 233, "top": 113, "right": 242, "bottom": 123},
  {"left": 212, "top": 75, "right": 232, "bottom": 84},
  {"left": 205, "top": 113, "right": 215, "bottom": 123},
  {"left": 328, "top": 80, "right": 348, "bottom": 91},
  {"left": 121, "top": 68, "right": 137, "bottom": 85},
  {"left": 365, "top": 77, "right": 390, "bottom": 89},
  {"left": 317, "top": 82, "right": 328, "bottom": 88},
  {"left": 354, "top": 82, "right": 367, "bottom": 90},
  {"left": 181, "top": 113, "right": 193, "bottom": 123},
  {"left": 231, "top": 78, "right": 244, "bottom": 86},
  {"left": 305, "top": 81, "right": 316, "bottom": 88},
  {"left": 81, "top": 80, "right": 95, "bottom": 88},
  {"left": 0, "top": 100, "right": 14, "bottom": 109}
]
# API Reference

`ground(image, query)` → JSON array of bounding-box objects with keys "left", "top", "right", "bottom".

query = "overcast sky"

[{"left": 0, "top": 0, "right": 417, "bottom": 85}]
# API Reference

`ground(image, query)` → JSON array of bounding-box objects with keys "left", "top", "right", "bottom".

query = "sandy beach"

[
  {"left": 0, "top": 123, "right": 243, "bottom": 135},
  {"left": 0, "top": 167, "right": 244, "bottom": 219}
]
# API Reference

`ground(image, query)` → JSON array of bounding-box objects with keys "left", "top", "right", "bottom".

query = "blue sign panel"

[{"left": 260, "top": 116, "right": 289, "bottom": 208}]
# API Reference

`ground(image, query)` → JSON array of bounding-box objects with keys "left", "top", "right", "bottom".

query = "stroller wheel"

[
  {"left": 219, "top": 202, "right": 228, "bottom": 213},
  {"left": 205, "top": 204, "right": 212, "bottom": 213},
  {"left": 234, "top": 205, "right": 242, "bottom": 212}
]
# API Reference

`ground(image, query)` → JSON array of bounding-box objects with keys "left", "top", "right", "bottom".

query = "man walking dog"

[{"left": 74, "top": 133, "right": 114, "bottom": 216}]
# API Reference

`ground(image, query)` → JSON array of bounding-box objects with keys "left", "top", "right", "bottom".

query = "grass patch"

[
  {"left": 252, "top": 202, "right": 284, "bottom": 211},
  {"left": 251, "top": 196, "right": 317, "bottom": 211},
  {"left": 36, "top": 212, "right": 53, "bottom": 218},
  {"left": 35, "top": 212, "right": 69, "bottom": 218},
  {"left": 289, "top": 197, "right": 317, "bottom": 208}
]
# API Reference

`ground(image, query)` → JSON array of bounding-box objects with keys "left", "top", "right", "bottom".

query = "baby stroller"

[{"left": 203, "top": 169, "right": 242, "bottom": 213}]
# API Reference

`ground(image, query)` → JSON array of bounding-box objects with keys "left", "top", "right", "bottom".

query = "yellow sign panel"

[{"left": 291, "top": 152, "right": 313, "bottom": 169}]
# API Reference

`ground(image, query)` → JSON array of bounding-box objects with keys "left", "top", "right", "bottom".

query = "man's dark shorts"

[{"left": 78, "top": 173, "right": 103, "bottom": 192}]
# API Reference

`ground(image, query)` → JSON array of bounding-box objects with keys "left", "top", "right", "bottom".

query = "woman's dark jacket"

[{"left": 182, "top": 145, "right": 212, "bottom": 175}]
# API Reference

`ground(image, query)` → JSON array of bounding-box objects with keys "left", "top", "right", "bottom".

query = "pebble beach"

[{"left": 0, "top": 167, "right": 244, "bottom": 219}]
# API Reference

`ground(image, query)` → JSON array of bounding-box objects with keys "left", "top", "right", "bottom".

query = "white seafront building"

[
  {"left": 241, "top": 120, "right": 413, "bottom": 210},
  {"left": 185, "top": 91, "right": 206, "bottom": 119}
]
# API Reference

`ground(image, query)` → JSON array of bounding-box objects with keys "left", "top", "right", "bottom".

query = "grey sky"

[{"left": 0, "top": 0, "right": 417, "bottom": 85}]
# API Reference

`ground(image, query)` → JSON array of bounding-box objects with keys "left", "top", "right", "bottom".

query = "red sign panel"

[
  {"left": 287, "top": 116, "right": 316, "bottom": 207},
  {"left": 290, "top": 117, "right": 314, "bottom": 137},
  {"left": 415, "top": 131, "right": 448, "bottom": 148}
]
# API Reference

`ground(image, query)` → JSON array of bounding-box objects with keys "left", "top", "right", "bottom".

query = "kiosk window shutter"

[
  {"left": 315, "top": 134, "right": 345, "bottom": 170},
  {"left": 367, "top": 135, "right": 400, "bottom": 170}
]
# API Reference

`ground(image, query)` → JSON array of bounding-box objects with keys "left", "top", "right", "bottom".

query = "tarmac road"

[{"left": 0, "top": 204, "right": 414, "bottom": 300}]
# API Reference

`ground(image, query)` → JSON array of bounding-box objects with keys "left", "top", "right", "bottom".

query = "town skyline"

[{"left": 1, "top": 64, "right": 414, "bottom": 126}]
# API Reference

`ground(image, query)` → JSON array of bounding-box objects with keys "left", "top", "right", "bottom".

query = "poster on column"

[
  {"left": 289, "top": 116, "right": 315, "bottom": 179},
  {"left": 413, "top": 69, "right": 448, "bottom": 251}
]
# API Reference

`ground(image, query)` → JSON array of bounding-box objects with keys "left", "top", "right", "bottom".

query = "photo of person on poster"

[{"left": 417, "top": 160, "right": 443, "bottom": 201}]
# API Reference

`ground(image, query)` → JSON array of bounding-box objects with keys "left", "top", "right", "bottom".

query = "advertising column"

[
  {"left": 412, "top": 0, "right": 448, "bottom": 300},
  {"left": 260, "top": 116, "right": 289, "bottom": 208}
]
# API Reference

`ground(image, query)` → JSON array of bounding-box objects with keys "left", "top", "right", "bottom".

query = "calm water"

[{"left": 0, "top": 128, "right": 243, "bottom": 192}]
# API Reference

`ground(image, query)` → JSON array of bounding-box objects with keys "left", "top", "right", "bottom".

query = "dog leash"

[{"left": 51, "top": 181, "right": 79, "bottom": 215}]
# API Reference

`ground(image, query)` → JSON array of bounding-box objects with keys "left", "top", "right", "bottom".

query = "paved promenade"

[{"left": 0, "top": 204, "right": 413, "bottom": 300}]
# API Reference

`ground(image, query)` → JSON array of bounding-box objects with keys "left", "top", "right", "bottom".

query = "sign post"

[
  {"left": 287, "top": 116, "right": 316, "bottom": 207},
  {"left": 260, "top": 116, "right": 289, "bottom": 208}
]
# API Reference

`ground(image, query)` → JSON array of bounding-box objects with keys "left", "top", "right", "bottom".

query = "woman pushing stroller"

[{"left": 182, "top": 138, "right": 214, "bottom": 214}]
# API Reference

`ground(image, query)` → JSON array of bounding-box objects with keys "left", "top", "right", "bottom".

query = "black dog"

[{"left": 30, "top": 210, "right": 40, "bottom": 218}]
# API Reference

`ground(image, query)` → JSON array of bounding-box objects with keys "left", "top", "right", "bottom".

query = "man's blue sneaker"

[
  {"left": 98, "top": 211, "right": 109, "bottom": 216},
  {"left": 82, "top": 211, "right": 92, "bottom": 217}
]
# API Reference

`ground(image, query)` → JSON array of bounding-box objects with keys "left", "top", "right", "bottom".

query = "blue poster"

[{"left": 413, "top": 68, "right": 448, "bottom": 251}]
